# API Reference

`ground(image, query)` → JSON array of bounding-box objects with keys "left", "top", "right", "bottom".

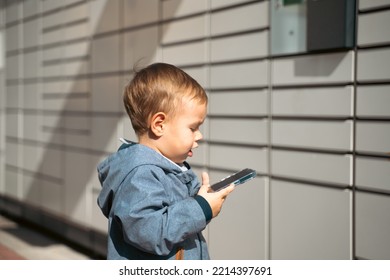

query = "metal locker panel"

[
  {"left": 65, "top": 3, "right": 88, "bottom": 23},
  {"left": 64, "top": 115, "right": 90, "bottom": 131},
  {"left": 210, "top": 1, "right": 268, "bottom": 36},
  {"left": 208, "top": 174, "right": 266, "bottom": 259},
  {"left": 210, "top": 61, "right": 268, "bottom": 88},
  {"left": 90, "top": 0, "right": 121, "bottom": 34},
  {"left": 23, "top": 112, "right": 40, "bottom": 143},
  {"left": 358, "top": 9, "right": 390, "bottom": 47},
  {"left": 5, "top": 56, "right": 19, "bottom": 80},
  {"left": 40, "top": 147, "right": 62, "bottom": 180},
  {"left": 5, "top": 169, "right": 21, "bottom": 199},
  {"left": 22, "top": 144, "right": 40, "bottom": 173},
  {"left": 272, "top": 86, "right": 353, "bottom": 117},
  {"left": 64, "top": 151, "right": 89, "bottom": 222},
  {"left": 123, "top": 0, "right": 159, "bottom": 28},
  {"left": 23, "top": 18, "right": 39, "bottom": 49},
  {"left": 42, "top": 28, "right": 64, "bottom": 46},
  {"left": 162, "top": 0, "right": 208, "bottom": 19},
  {"left": 121, "top": 26, "right": 161, "bottom": 70},
  {"left": 162, "top": 15, "right": 206, "bottom": 44},
  {"left": 359, "top": 0, "right": 390, "bottom": 11},
  {"left": 356, "top": 122, "right": 390, "bottom": 154},
  {"left": 211, "top": 0, "right": 255, "bottom": 10},
  {"left": 356, "top": 192, "right": 390, "bottom": 259},
  {"left": 357, "top": 85, "right": 390, "bottom": 117},
  {"left": 91, "top": 187, "right": 109, "bottom": 232},
  {"left": 209, "top": 145, "right": 268, "bottom": 173},
  {"left": 271, "top": 181, "right": 351, "bottom": 259},
  {"left": 210, "top": 31, "right": 268, "bottom": 62},
  {"left": 6, "top": 85, "right": 18, "bottom": 107},
  {"left": 90, "top": 116, "right": 122, "bottom": 153},
  {"left": 21, "top": 172, "right": 41, "bottom": 205},
  {"left": 183, "top": 67, "right": 208, "bottom": 89},
  {"left": 356, "top": 157, "right": 390, "bottom": 192},
  {"left": 41, "top": 178, "right": 63, "bottom": 216},
  {"left": 127, "top": 26, "right": 161, "bottom": 69},
  {"left": 42, "top": 45, "right": 63, "bottom": 62},
  {"left": 23, "top": 52, "right": 40, "bottom": 79},
  {"left": 91, "top": 76, "right": 122, "bottom": 112},
  {"left": 162, "top": 41, "right": 207, "bottom": 65},
  {"left": 64, "top": 60, "right": 89, "bottom": 77},
  {"left": 30, "top": 0, "right": 44, "bottom": 21},
  {"left": 6, "top": 25, "right": 20, "bottom": 51},
  {"left": 209, "top": 118, "right": 268, "bottom": 145},
  {"left": 272, "top": 150, "right": 352, "bottom": 185},
  {"left": 357, "top": 48, "right": 390, "bottom": 82},
  {"left": 5, "top": 142, "right": 19, "bottom": 167},
  {"left": 42, "top": 8, "right": 63, "bottom": 29},
  {"left": 92, "top": 34, "right": 121, "bottom": 73},
  {"left": 5, "top": 113, "right": 19, "bottom": 139},
  {"left": 273, "top": 52, "right": 354, "bottom": 85},
  {"left": 209, "top": 90, "right": 268, "bottom": 116},
  {"left": 64, "top": 41, "right": 89, "bottom": 59},
  {"left": 272, "top": 120, "right": 352, "bottom": 151},
  {"left": 6, "top": 0, "right": 22, "bottom": 23},
  {"left": 65, "top": 22, "right": 89, "bottom": 42},
  {"left": 4, "top": 55, "right": 19, "bottom": 80}
]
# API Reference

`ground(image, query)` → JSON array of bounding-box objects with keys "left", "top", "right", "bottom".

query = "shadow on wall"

[
  {"left": 7, "top": 0, "right": 181, "bottom": 253},
  {"left": 294, "top": 52, "right": 348, "bottom": 77}
]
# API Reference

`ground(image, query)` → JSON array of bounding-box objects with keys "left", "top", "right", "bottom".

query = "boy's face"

[{"left": 159, "top": 98, "right": 207, "bottom": 164}]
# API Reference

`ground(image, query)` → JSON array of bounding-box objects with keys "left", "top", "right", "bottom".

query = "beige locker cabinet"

[
  {"left": 272, "top": 150, "right": 351, "bottom": 185},
  {"left": 208, "top": 173, "right": 266, "bottom": 260},
  {"left": 209, "top": 118, "right": 268, "bottom": 145},
  {"left": 356, "top": 157, "right": 390, "bottom": 193},
  {"left": 357, "top": 85, "right": 390, "bottom": 117},
  {"left": 270, "top": 181, "right": 351, "bottom": 259},
  {"left": 210, "top": 61, "right": 268, "bottom": 88},
  {"left": 358, "top": 48, "right": 390, "bottom": 82},
  {"left": 272, "top": 52, "right": 354, "bottom": 86},
  {"left": 209, "top": 90, "right": 268, "bottom": 117},
  {"left": 209, "top": 145, "right": 267, "bottom": 174},
  {"left": 272, "top": 120, "right": 352, "bottom": 151},
  {"left": 356, "top": 193, "right": 390, "bottom": 260},
  {"left": 356, "top": 122, "right": 390, "bottom": 155},
  {"left": 272, "top": 87, "right": 353, "bottom": 117},
  {"left": 358, "top": 9, "right": 390, "bottom": 47}
]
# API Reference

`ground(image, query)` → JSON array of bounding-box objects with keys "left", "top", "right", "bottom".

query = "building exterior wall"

[
  {"left": 0, "top": 11, "right": 4, "bottom": 205},
  {"left": 0, "top": 0, "right": 389, "bottom": 260}
]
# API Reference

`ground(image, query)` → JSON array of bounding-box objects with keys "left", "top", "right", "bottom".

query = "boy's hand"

[{"left": 197, "top": 172, "right": 235, "bottom": 218}]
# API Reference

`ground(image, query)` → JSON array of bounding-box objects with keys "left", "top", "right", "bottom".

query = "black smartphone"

[{"left": 210, "top": 168, "right": 256, "bottom": 192}]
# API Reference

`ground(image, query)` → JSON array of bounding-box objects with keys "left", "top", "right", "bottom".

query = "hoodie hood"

[{"left": 97, "top": 142, "right": 198, "bottom": 218}]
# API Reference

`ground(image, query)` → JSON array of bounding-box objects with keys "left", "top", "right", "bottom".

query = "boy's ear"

[{"left": 150, "top": 112, "right": 166, "bottom": 137}]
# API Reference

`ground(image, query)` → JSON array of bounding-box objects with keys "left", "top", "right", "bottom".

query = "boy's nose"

[{"left": 195, "top": 130, "right": 203, "bottom": 141}]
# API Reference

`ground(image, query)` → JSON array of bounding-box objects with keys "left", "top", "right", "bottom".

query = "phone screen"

[{"left": 210, "top": 168, "right": 256, "bottom": 192}]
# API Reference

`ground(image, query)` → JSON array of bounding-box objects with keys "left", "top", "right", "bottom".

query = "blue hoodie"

[{"left": 97, "top": 142, "right": 212, "bottom": 259}]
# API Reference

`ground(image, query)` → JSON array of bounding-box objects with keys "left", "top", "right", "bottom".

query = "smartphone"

[{"left": 210, "top": 168, "right": 256, "bottom": 192}]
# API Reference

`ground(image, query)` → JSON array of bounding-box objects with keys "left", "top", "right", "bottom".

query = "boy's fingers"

[
  {"left": 220, "top": 184, "right": 235, "bottom": 198},
  {"left": 201, "top": 172, "right": 210, "bottom": 187},
  {"left": 197, "top": 172, "right": 210, "bottom": 195}
]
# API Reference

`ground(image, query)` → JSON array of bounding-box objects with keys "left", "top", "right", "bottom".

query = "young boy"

[{"left": 97, "top": 63, "right": 234, "bottom": 260}]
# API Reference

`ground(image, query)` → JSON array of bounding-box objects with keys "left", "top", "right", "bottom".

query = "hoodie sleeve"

[{"left": 112, "top": 165, "right": 207, "bottom": 256}]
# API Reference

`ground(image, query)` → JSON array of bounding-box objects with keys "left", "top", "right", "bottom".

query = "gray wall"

[{"left": 0, "top": 0, "right": 389, "bottom": 260}]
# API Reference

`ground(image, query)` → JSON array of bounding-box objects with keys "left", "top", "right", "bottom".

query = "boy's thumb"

[{"left": 201, "top": 172, "right": 209, "bottom": 186}]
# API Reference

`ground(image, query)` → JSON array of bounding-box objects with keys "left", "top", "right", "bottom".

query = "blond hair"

[{"left": 123, "top": 63, "right": 208, "bottom": 136}]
